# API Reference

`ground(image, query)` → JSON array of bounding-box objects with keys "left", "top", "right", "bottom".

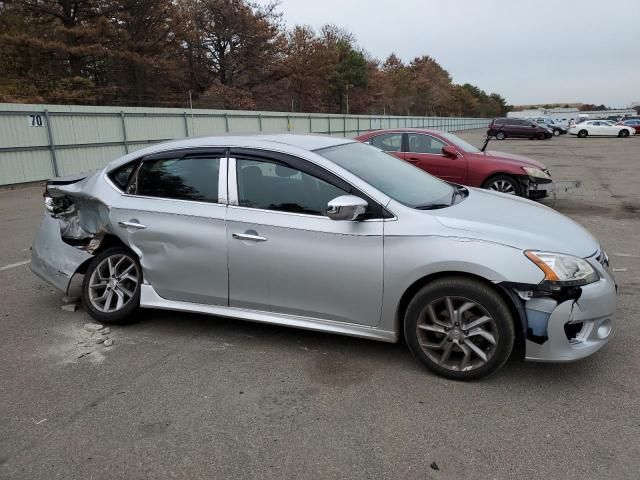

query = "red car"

[
  {"left": 618, "top": 119, "right": 640, "bottom": 133},
  {"left": 355, "top": 128, "right": 552, "bottom": 198}
]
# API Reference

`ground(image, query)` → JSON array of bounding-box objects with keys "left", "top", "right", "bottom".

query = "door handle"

[
  {"left": 407, "top": 157, "right": 420, "bottom": 163},
  {"left": 232, "top": 232, "right": 267, "bottom": 242},
  {"left": 118, "top": 221, "right": 147, "bottom": 230}
]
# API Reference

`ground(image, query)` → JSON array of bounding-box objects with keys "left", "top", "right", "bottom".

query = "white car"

[{"left": 569, "top": 120, "right": 635, "bottom": 138}]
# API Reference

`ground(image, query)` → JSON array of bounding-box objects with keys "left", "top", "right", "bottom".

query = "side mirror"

[
  {"left": 442, "top": 145, "right": 459, "bottom": 158},
  {"left": 327, "top": 195, "right": 368, "bottom": 221}
]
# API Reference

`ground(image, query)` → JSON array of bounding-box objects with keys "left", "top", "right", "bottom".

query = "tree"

[{"left": 0, "top": 0, "right": 512, "bottom": 114}]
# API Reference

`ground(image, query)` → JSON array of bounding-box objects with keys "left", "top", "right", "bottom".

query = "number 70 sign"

[{"left": 27, "top": 114, "right": 44, "bottom": 127}]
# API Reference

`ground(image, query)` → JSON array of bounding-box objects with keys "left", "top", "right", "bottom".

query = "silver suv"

[{"left": 32, "top": 134, "right": 616, "bottom": 380}]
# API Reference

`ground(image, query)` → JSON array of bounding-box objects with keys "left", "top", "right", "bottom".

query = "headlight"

[
  {"left": 522, "top": 167, "right": 551, "bottom": 180},
  {"left": 525, "top": 251, "right": 599, "bottom": 286}
]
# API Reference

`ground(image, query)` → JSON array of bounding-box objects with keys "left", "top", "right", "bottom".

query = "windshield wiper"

[{"left": 415, "top": 203, "right": 451, "bottom": 210}]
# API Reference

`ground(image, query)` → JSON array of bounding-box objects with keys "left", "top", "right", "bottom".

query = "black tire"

[
  {"left": 482, "top": 174, "right": 524, "bottom": 196},
  {"left": 81, "top": 246, "right": 142, "bottom": 324},
  {"left": 536, "top": 132, "right": 546, "bottom": 140},
  {"left": 495, "top": 131, "right": 506, "bottom": 140},
  {"left": 404, "top": 276, "right": 515, "bottom": 380},
  {"left": 618, "top": 129, "right": 629, "bottom": 138},
  {"left": 577, "top": 129, "right": 588, "bottom": 138},
  {"left": 487, "top": 129, "right": 496, "bottom": 137},
  {"left": 553, "top": 129, "right": 560, "bottom": 136}
]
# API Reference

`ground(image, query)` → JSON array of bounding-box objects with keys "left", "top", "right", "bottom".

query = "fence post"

[
  {"left": 308, "top": 115, "right": 312, "bottom": 133},
  {"left": 327, "top": 116, "right": 331, "bottom": 135},
  {"left": 343, "top": 116, "right": 347, "bottom": 137},
  {"left": 43, "top": 109, "right": 59, "bottom": 177},
  {"left": 357, "top": 116, "right": 360, "bottom": 135},
  {"left": 258, "top": 114, "right": 263, "bottom": 131},
  {"left": 224, "top": 113, "right": 229, "bottom": 132},
  {"left": 287, "top": 114, "right": 291, "bottom": 132},
  {"left": 183, "top": 112, "right": 189, "bottom": 137},
  {"left": 120, "top": 111, "right": 129, "bottom": 153}
]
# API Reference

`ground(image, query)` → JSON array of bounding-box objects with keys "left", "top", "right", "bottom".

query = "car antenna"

[{"left": 481, "top": 134, "right": 491, "bottom": 152}]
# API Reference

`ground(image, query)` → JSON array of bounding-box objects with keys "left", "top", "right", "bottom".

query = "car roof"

[
  {"left": 358, "top": 128, "right": 448, "bottom": 137},
  {"left": 104, "top": 134, "right": 356, "bottom": 171}
]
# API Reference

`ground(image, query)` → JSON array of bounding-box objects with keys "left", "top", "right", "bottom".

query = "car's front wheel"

[
  {"left": 553, "top": 129, "right": 561, "bottom": 136},
  {"left": 495, "top": 131, "right": 506, "bottom": 140},
  {"left": 404, "top": 277, "right": 515, "bottom": 380},
  {"left": 482, "top": 174, "right": 523, "bottom": 196},
  {"left": 618, "top": 129, "right": 630, "bottom": 138},
  {"left": 82, "top": 247, "right": 142, "bottom": 324}
]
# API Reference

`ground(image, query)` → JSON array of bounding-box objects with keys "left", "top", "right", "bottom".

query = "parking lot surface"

[{"left": 1, "top": 130, "right": 639, "bottom": 479}]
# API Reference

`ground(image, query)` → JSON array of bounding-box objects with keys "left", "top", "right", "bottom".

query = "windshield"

[
  {"left": 316, "top": 142, "right": 455, "bottom": 208},
  {"left": 439, "top": 132, "right": 480, "bottom": 153}
]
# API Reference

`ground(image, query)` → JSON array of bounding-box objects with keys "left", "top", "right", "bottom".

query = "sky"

[{"left": 259, "top": 0, "right": 640, "bottom": 107}]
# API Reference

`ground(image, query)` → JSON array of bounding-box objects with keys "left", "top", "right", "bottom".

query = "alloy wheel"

[
  {"left": 88, "top": 254, "right": 140, "bottom": 312},
  {"left": 488, "top": 179, "right": 516, "bottom": 195},
  {"left": 416, "top": 296, "right": 498, "bottom": 372}
]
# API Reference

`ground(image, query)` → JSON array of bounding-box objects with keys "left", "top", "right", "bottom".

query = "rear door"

[
  {"left": 108, "top": 149, "right": 228, "bottom": 305},
  {"left": 225, "top": 149, "right": 384, "bottom": 326},
  {"left": 405, "top": 133, "right": 467, "bottom": 183}
]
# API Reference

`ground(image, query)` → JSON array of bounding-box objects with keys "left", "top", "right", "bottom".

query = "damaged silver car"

[{"left": 31, "top": 134, "right": 617, "bottom": 380}]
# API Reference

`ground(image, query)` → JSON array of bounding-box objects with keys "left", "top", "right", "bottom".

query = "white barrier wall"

[{"left": 0, "top": 103, "right": 489, "bottom": 185}]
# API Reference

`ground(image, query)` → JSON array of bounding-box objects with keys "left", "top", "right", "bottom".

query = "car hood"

[
  {"left": 479, "top": 151, "right": 547, "bottom": 169},
  {"left": 433, "top": 188, "right": 599, "bottom": 258}
]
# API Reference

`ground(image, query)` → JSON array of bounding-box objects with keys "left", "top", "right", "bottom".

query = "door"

[
  {"left": 590, "top": 121, "right": 607, "bottom": 135},
  {"left": 517, "top": 120, "right": 537, "bottom": 138},
  {"left": 226, "top": 150, "right": 384, "bottom": 326},
  {"left": 405, "top": 133, "right": 467, "bottom": 183},
  {"left": 108, "top": 150, "right": 228, "bottom": 305}
]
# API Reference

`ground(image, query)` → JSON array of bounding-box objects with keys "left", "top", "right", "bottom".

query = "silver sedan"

[{"left": 31, "top": 134, "right": 616, "bottom": 380}]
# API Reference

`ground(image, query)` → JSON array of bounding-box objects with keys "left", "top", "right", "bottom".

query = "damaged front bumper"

[
  {"left": 31, "top": 211, "right": 92, "bottom": 293},
  {"left": 507, "top": 254, "right": 616, "bottom": 362},
  {"left": 528, "top": 179, "right": 582, "bottom": 200}
]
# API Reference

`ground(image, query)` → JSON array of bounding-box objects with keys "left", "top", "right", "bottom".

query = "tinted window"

[
  {"left": 109, "top": 162, "right": 136, "bottom": 190},
  {"left": 369, "top": 133, "right": 403, "bottom": 152},
  {"left": 136, "top": 157, "right": 220, "bottom": 202},
  {"left": 236, "top": 158, "right": 347, "bottom": 216},
  {"left": 494, "top": 119, "right": 505, "bottom": 125},
  {"left": 407, "top": 134, "right": 447, "bottom": 155}
]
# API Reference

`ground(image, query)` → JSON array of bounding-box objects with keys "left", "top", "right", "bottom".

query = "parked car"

[
  {"left": 530, "top": 117, "right": 568, "bottom": 136},
  {"left": 32, "top": 134, "right": 616, "bottom": 380},
  {"left": 487, "top": 118, "right": 552, "bottom": 140},
  {"left": 569, "top": 120, "right": 635, "bottom": 138},
  {"left": 355, "top": 128, "right": 553, "bottom": 198},
  {"left": 618, "top": 119, "right": 640, "bottom": 134}
]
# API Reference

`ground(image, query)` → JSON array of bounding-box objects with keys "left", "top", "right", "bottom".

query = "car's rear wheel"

[
  {"left": 536, "top": 132, "right": 546, "bottom": 140},
  {"left": 578, "top": 129, "right": 588, "bottom": 138},
  {"left": 404, "top": 276, "right": 515, "bottom": 380},
  {"left": 553, "top": 129, "right": 560, "bottom": 136},
  {"left": 495, "top": 131, "right": 506, "bottom": 140},
  {"left": 482, "top": 174, "right": 523, "bottom": 196},
  {"left": 618, "top": 129, "right": 629, "bottom": 138},
  {"left": 82, "top": 247, "right": 142, "bottom": 324}
]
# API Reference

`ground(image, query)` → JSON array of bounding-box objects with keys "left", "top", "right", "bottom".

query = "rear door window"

[
  {"left": 369, "top": 133, "right": 403, "bottom": 152},
  {"left": 135, "top": 157, "right": 221, "bottom": 203}
]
